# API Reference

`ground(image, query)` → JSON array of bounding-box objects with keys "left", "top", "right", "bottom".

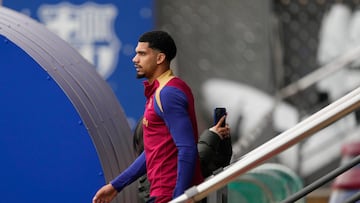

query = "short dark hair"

[{"left": 138, "top": 30, "right": 177, "bottom": 62}]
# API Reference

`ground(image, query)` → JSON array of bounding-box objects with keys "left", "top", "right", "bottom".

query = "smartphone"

[{"left": 214, "top": 107, "right": 226, "bottom": 127}]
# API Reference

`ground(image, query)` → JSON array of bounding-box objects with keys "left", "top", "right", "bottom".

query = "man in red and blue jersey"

[{"left": 92, "top": 30, "right": 203, "bottom": 203}]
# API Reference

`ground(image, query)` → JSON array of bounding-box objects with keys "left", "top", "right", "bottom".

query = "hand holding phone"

[{"left": 214, "top": 107, "right": 227, "bottom": 127}]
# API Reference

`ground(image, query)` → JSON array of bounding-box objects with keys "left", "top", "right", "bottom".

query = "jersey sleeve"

[
  {"left": 156, "top": 86, "right": 198, "bottom": 198},
  {"left": 110, "top": 151, "right": 147, "bottom": 192}
]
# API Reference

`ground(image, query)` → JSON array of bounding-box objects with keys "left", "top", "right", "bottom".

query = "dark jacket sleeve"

[
  {"left": 197, "top": 130, "right": 232, "bottom": 178},
  {"left": 217, "top": 136, "right": 232, "bottom": 167}
]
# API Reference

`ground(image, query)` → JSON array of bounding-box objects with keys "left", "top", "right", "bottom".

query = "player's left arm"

[{"left": 157, "top": 86, "right": 198, "bottom": 198}]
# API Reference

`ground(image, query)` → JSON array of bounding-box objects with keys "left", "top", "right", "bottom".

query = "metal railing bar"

[
  {"left": 170, "top": 86, "right": 360, "bottom": 203},
  {"left": 233, "top": 45, "right": 360, "bottom": 159},
  {"left": 233, "top": 46, "right": 360, "bottom": 160},
  {"left": 278, "top": 46, "right": 360, "bottom": 99},
  {"left": 281, "top": 155, "right": 360, "bottom": 203}
]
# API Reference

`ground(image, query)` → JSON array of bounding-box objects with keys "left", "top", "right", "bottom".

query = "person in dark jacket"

[
  {"left": 198, "top": 115, "right": 232, "bottom": 178},
  {"left": 133, "top": 115, "right": 232, "bottom": 202}
]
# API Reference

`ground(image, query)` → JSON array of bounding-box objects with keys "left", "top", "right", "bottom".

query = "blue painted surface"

[
  {"left": 3, "top": 0, "right": 154, "bottom": 128},
  {"left": 0, "top": 35, "right": 104, "bottom": 202}
]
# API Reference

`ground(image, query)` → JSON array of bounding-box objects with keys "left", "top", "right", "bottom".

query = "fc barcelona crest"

[{"left": 38, "top": 2, "right": 121, "bottom": 79}]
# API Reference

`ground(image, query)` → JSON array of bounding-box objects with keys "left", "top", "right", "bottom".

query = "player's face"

[{"left": 132, "top": 42, "right": 160, "bottom": 80}]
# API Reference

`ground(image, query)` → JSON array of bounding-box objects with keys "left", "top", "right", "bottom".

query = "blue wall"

[
  {"left": 3, "top": 0, "right": 154, "bottom": 128},
  {"left": 0, "top": 34, "right": 104, "bottom": 202},
  {"left": 0, "top": 2, "right": 144, "bottom": 200}
]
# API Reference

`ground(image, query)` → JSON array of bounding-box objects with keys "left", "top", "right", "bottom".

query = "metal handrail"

[
  {"left": 232, "top": 45, "right": 360, "bottom": 159},
  {"left": 281, "top": 155, "right": 360, "bottom": 203},
  {"left": 278, "top": 46, "right": 360, "bottom": 99},
  {"left": 170, "top": 86, "right": 360, "bottom": 202}
]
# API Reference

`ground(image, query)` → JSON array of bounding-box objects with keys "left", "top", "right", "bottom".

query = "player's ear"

[{"left": 157, "top": 52, "right": 166, "bottom": 64}]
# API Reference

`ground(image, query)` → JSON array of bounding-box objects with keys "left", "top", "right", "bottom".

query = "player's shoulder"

[{"left": 166, "top": 77, "right": 191, "bottom": 90}]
